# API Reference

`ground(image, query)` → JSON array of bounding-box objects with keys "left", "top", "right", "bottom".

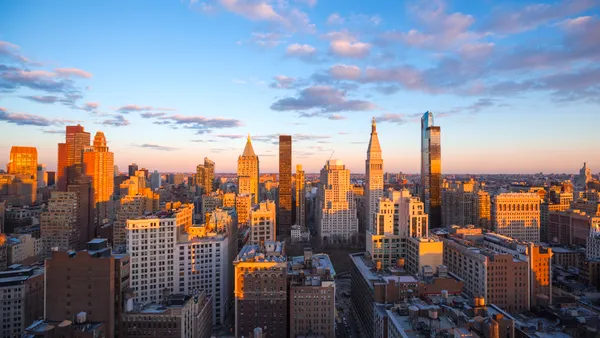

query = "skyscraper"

[
  {"left": 278, "top": 135, "right": 292, "bottom": 237},
  {"left": 420, "top": 111, "right": 441, "bottom": 228},
  {"left": 196, "top": 157, "right": 215, "bottom": 194},
  {"left": 128, "top": 163, "right": 138, "bottom": 177},
  {"left": 8, "top": 146, "right": 38, "bottom": 179},
  {"left": 317, "top": 160, "right": 359, "bottom": 243},
  {"left": 57, "top": 125, "right": 91, "bottom": 191},
  {"left": 237, "top": 135, "right": 259, "bottom": 205},
  {"left": 295, "top": 164, "right": 306, "bottom": 228},
  {"left": 365, "top": 117, "right": 383, "bottom": 233},
  {"left": 83, "top": 131, "right": 115, "bottom": 223},
  {"left": 41, "top": 191, "right": 81, "bottom": 256}
]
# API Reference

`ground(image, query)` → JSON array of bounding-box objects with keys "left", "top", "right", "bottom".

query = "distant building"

[
  {"left": 238, "top": 135, "right": 260, "bottom": 205},
  {"left": 288, "top": 248, "right": 336, "bottom": 338},
  {"left": 250, "top": 200, "right": 276, "bottom": 244},
  {"left": 295, "top": 164, "right": 306, "bottom": 229},
  {"left": 420, "top": 111, "right": 442, "bottom": 228},
  {"left": 577, "top": 162, "right": 592, "bottom": 187},
  {"left": 492, "top": 193, "right": 541, "bottom": 243},
  {"left": 548, "top": 208, "right": 599, "bottom": 246},
  {"left": 234, "top": 242, "right": 287, "bottom": 338},
  {"left": 121, "top": 293, "right": 212, "bottom": 338},
  {"left": 5, "top": 233, "right": 42, "bottom": 265},
  {"left": 0, "top": 265, "right": 44, "bottom": 337},
  {"left": 150, "top": 170, "right": 161, "bottom": 190},
  {"left": 113, "top": 188, "right": 160, "bottom": 248},
  {"left": 45, "top": 238, "right": 129, "bottom": 338},
  {"left": 441, "top": 180, "right": 490, "bottom": 229},
  {"left": 128, "top": 163, "right": 138, "bottom": 178},
  {"left": 278, "top": 135, "right": 292, "bottom": 237},
  {"left": 196, "top": 157, "right": 215, "bottom": 194},
  {"left": 317, "top": 160, "right": 359, "bottom": 243}
]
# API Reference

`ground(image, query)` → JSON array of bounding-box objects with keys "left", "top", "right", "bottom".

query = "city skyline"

[{"left": 1, "top": 0, "right": 599, "bottom": 174}]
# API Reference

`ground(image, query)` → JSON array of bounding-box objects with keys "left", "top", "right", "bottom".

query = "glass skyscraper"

[{"left": 421, "top": 111, "right": 442, "bottom": 228}]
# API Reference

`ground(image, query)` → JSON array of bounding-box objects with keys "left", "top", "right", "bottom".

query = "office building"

[
  {"left": 121, "top": 293, "right": 212, "bottom": 338},
  {"left": 278, "top": 135, "right": 292, "bottom": 237},
  {"left": 406, "top": 237, "right": 443, "bottom": 275},
  {"left": 83, "top": 131, "right": 115, "bottom": 223},
  {"left": 5, "top": 233, "right": 42, "bottom": 265},
  {"left": 67, "top": 182, "right": 94, "bottom": 249},
  {"left": 0, "top": 265, "right": 44, "bottom": 337},
  {"left": 113, "top": 188, "right": 160, "bottom": 248},
  {"left": 128, "top": 163, "right": 138, "bottom": 178},
  {"left": 234, "top": 241, "right": 287, "bottom": 338},
  {"left": 541, "top": 187, "right": 572, "bottom": 242},
  {"left": 223, "top": 192, "right": 236, "bottom": 208},
  {"left": 8, "top": 146, "right": 38, "bottom": 180},
  {"left": 548, "top": 208, "right": 600, "bottom": 246},
  {"left": 236, "top": 193, "right": 252, "bottom": 226},
  {"left": 317, "top": 160, "right": 359, "bottom": 243},
  {"left": 366, "top": 117, "right": 384, "bottom": 233},
  {"left": 492, "top": 193, "right": 541, "bottom": 243},
  {"left": 196, "top": 157, "right": 215, "bottom": 194},
  {"left": 237, "top": 135, "right": 260, "bottom": 205},
  {"left": 40, "top": 191, "right": 81, "bottom": 256},
  {"left": 250, "top": 200, "right": 276, "bottom": 243},
  {"left": 201, "top": 191, "right": 223, "bottom": 222},
  {"left": 0, "top": 174, "right": 37, "bottom": 206},
  {"left": 58, "top": 125, "right": 91, "bottom": 191},
  {"left": 441, "top": 180, "right": 491, "bottom": 229},
  {"left": 150, "top": 170, "right": 161, "bottom": 190},
  {"left": 36, "top": 164, "right": 46, "bottom": 188},
  {"left": 288, "top": 248, "right": 336, "bottom": 338},
  {"left": 45, "top": 238, "right": 128, "bottom": 338},
  {"left": 295, "top": 164, "right": 306, "bottom": 228},
  {"left": 176, "top": 208, "right": 238, "bottom": 326},
  {"left": 420, "top": 111, "right": 441, "bottom": 228},
  {"left": 126, "top": 203, "right": 193, "bottom": 303}
]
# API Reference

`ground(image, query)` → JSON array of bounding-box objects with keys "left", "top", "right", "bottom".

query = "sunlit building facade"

[
  {"left": 366, "top": 117, "right": 383, "bottom": 233},
  {"left": 57, "top": 124, "right": 91, "bottom": 191},
  {"left": 83, "top": 131, "right": 114, "bottom": 223},
  {"left": 237, "top": 135, "right": 259, "bottom": 205},
  {"left": 8, "top": 146, "right": 38, "bottom": 179},
  {"left": 295, "top": 164, "right": 306, "bottom": 229},
  {"left": 420, "top": 111, "right": 441, "bottom": 228},
  {"left": 196, "top": 157, "right": 215, "bottom": 194},
  {"left": 492, "top": 193, "right": 541, "bottom": 243},
  {"left": 250, "top": 200, "right": 276, "bottom": 243},
  {"left": 236, "top": 193, "right": 252, "bottom": 226},
  {"left": 278, "top": 135, "right": 292, "bottom": 237}
]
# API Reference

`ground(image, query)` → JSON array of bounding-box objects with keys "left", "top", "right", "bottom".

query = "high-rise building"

[
  {"left": 289, "top": 248, "right": 336, "bottom": 338},
  {"left": 234, "top": 241, "right": 287, "bottom": 338},
  {"left": 45, "top": 238, "right": 129, "bottom": 338},
  {"left": 317, "top": 160, "right": 359, "bottom": 243},
  {"left": 0, "top": 265, "right": 44, "bottom": 337},
  {"left": 366, "top": 117, "right": 383, "bottom": 233},
  {"left": 83, "top": 131, "right": 115, "bottom": 223},
  {"left": 201, "top": 191, "right": 224, "bottom": 222},
  {"left": 196, "top": 157, "right": 215, "bottom": 194},
  {"left": 113, "top": 188, "right": 160, "bottom": 248},
  {"left": 278, "top": 135, "right": 292, "bottom": 237},
  {"left": 237, "top": 135, "right": 260, "bottom": 205},
  {"left": 57, "top": 125, "right": 91, "bottom": 191},
  {"left": 578, "top": 162, "right": 593, "bottom": 187},
  {"left": 548, "top": 208, "right": 600, "bottom": 246},
  {"left": 37, "top": 163, "right": 46, "bottom": 188},
  {"left": 295, "top": 164, "right": 306, "bottom": 228},
  {"left": 126, "top": 203, "right": 193, "bottom": 303},
  {"left": 41, "top": 191, "right": 81, "bottom": 256},
  {"left": 420, "top": 111, "right": 441, "bottom": 228},
  {"left": 441, "top": 180, "right": 491, "bottom": 229},
  {"left": 128, "top": 163, "right": 139, "bottom": 177},
  {"left": 150, "top": 170, "right": 161, "bottom": 190},
  {"left": 67, "top": 181, "right": 94, "bottom": 249},
  {"left": 8, "top": 146, "right": 38, "bottom": 179},
  {"left": 492, "top": 193, "right": 541, "bottom": 243},
  {"left": 176, "top": 208, "right": 238, "bottom": 326},
  {"left": 120, "top": 293, "right": 213, "bottom": 338},
  {"left": 250, "top": 200, "right": 276, "bottom": 243}
]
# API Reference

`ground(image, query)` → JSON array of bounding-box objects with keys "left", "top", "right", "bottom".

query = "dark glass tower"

[
  {"left": 278, "top": 135, "right": 292, "bottom": 237},
  {"left": 421, "top": 111, "right": 442, "bottom": 228}
]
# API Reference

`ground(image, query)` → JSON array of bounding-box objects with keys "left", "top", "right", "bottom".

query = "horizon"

[{"left": 1, "top": 0, "right": 599, "bottom": 174}]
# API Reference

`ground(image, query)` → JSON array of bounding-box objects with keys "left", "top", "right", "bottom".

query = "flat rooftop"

[
  {"left": 235, "top": 241, "right": 286, "bottom": 263},
  {"left": 386, "top": 308, "right": 458, "bottom": 338}
]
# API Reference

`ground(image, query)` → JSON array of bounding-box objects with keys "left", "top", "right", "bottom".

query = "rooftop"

[{"left": 235, "top": 241, "right": 286, "bottom": 263}]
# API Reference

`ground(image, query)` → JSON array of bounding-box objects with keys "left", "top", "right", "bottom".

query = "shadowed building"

[
  {"left": 420, "top": 111, "right": 441, "bottom": 228},
  {"left": 41, "top": 191, "right": 81, "bottom": 256},
  {"left": 278, "top": 135, "right": 292, "bottom": 238}
]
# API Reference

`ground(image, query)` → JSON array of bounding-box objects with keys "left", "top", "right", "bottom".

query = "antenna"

[{"left": 328, "top": 150, "right": 335, "bottom": 161}]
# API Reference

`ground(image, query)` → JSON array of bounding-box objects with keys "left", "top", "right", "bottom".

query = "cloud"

[
  {"left": 215, "top": 134, "right": 245, "bottom": 139},
  {"left": 270, "top": 75, "right": 296, "bottom": 89},
  {"left": 294, "top": 0, "right": 316, "bottom": 8},
  {"left": 328, "top": 114, "right": 346, "bottom": 120},
  {"left": 0, "top": 106, "right": 74, "bottom": 127},
  {"left": 248, "top": 31, "right": 289, "bottom": 47},
  {"left": 271, "top": 85, "right": 377, "bottom": 113},
  {"left": 21, "top": 95, "right": 60, "bottom": 104},
  {"left": 285, "top": 43, "right": 317, "bottom": 61},
  {"left": 159, "top": 114, "right": 243, "bottom": 134},
  {"left": 134, "top": 143, "right": 180, "bottom": 151},
  {"left": 55, "top": 68, "right": 93, "bottom": 78},
  {"left": 0, "top": 41, "right": 30, "bottom": 63},
  {"left": 327, "top": 13, "right": 344, "bottom": 25},
  {"left": 377, "top": 113, "right": 422, "bottom": 125},
  {"left": 216, "top": 0, "right": 315, "bottom": 33},
  {"left": 190, "top": 139, "right": 217, "bottom": 143},
  {"left": 102, "top": 115, "right": 130, "bottom": 127},
  {"left": 41, "top": 129, "right": 65, "bottom": 134},
  {"left": 140, "top": 112, "right": 167, "bottom": 118},
  {"left": 329, "top": 40, "right": 370, "bottom": 58},
  {"left": 329, "top": 64, "right": 361, "bottom": 80},
  {"left": 293, "top": 133, "right": 330, "bottom": 141},
  {"left": 481, "top": 0, "right": 597, "bottom": 34},
  {"left": 116, "top": 104, "right": 175, "bottom": 114},
  {"left": 0, "top": 69, "right": 76, "bottom": 93}
]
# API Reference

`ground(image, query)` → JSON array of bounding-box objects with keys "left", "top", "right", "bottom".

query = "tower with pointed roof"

[
  {"left": 237, "top": 134, "right": 260, "bottom": 204},
  {"left": 83, "top": 131, "right": 114, "bottom": 226},
  {"left": 366, "top": 117, "right": 383, "bottom": 233}
]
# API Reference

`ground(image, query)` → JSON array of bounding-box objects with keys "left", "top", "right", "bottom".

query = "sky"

[{"left": 0, "top": 0, "right": 599, "bottom": 174}]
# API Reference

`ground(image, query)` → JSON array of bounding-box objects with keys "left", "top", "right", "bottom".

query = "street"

[{"left": 335, "top": 276, "right": 359, "bottom": 338}]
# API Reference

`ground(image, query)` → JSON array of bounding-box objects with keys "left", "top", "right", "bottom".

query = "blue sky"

[{"left": 0, "top": 0, "right": 599, "bottom": 174}]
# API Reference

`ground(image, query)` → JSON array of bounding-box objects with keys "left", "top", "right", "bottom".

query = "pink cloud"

[
  {"left": 55, "top": 68, "right": 93, "bottom": 78},
  {"left": 329, "top": 40, "right": 370, "bottom": 58},
  {"left": 329, "top": 64, "right": 361, "bottom": 80}
]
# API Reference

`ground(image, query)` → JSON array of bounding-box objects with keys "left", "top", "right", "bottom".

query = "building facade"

[
  {"left": 237, "top": 136, "right": 260, "bottom": 205},
  {"left": 196, "top": 157, "right": 215, "bottom": 194},
  {"left": 295, "top": 164, "right": 306, "bottom": 229},
  {"left": 58, "top": 125, "right": 91, "bottom": 191},
  {"left": 366, "top": 118, "right": 383, "bottom": 233},
  {"left": 420, "top": 111, "right": 441, "bottom": 228},
  {"left": 41, "top": 191, "right": 81, "bottom": 256},
  {"left": 0, "top": 265, "right": 44, "bottom": 337},
  {"left": 278, "top": 135, "right": 292, "bottom": 237},
  {"left": 82, "top": 131, "right": 115, "bottom": 224},
  {"left": 250, "top": 200, "right": 277, "bottom": 244},
  {"left": 492, "top": 193, "right": 541, "bottom": 243}
]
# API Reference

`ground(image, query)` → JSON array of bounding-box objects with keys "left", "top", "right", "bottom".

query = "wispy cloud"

[
  {"left": 133, "top": 143, "right": 180, "bottom": 151},
  {"left": 116, "top": 104, "right": 175, "bottom": 114},
  {"left": 271, "top": 85, "right": 377, "bottom": 114},
  {"left": 215, "top": 134, "right": 245, "bottom": 139},
  {"left": 157, "top": 114, "right": 243, "bottom": 134},
  {"left": 0, "top": 106, "right": 74, "bottom": 127},
  {"left": 270, "top": 75, "right": 297, "bottom": 89},
  {"left": 285, "top": 43, "right": 318, "bottom": 62},
  {"left": 102, "top": 115, "right": 130, "bottom": 127},
  {"left": 55, "top": 68, "right": 93, "bottom": 79}
]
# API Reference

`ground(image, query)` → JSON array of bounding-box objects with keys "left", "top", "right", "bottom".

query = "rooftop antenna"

[{"left": 328, "top": 150, "right": 335, "bottom": 162}]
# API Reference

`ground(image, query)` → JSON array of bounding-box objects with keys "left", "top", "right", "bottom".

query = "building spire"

[
  {"left": 242, "top": 134, "right": 256, "bottom": 157},
  {"left": 367, "top": 117, "right": 381, "bottom": 154},
  {"left": 372, "top": 117, "right": 377, "bottom": 133}
]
